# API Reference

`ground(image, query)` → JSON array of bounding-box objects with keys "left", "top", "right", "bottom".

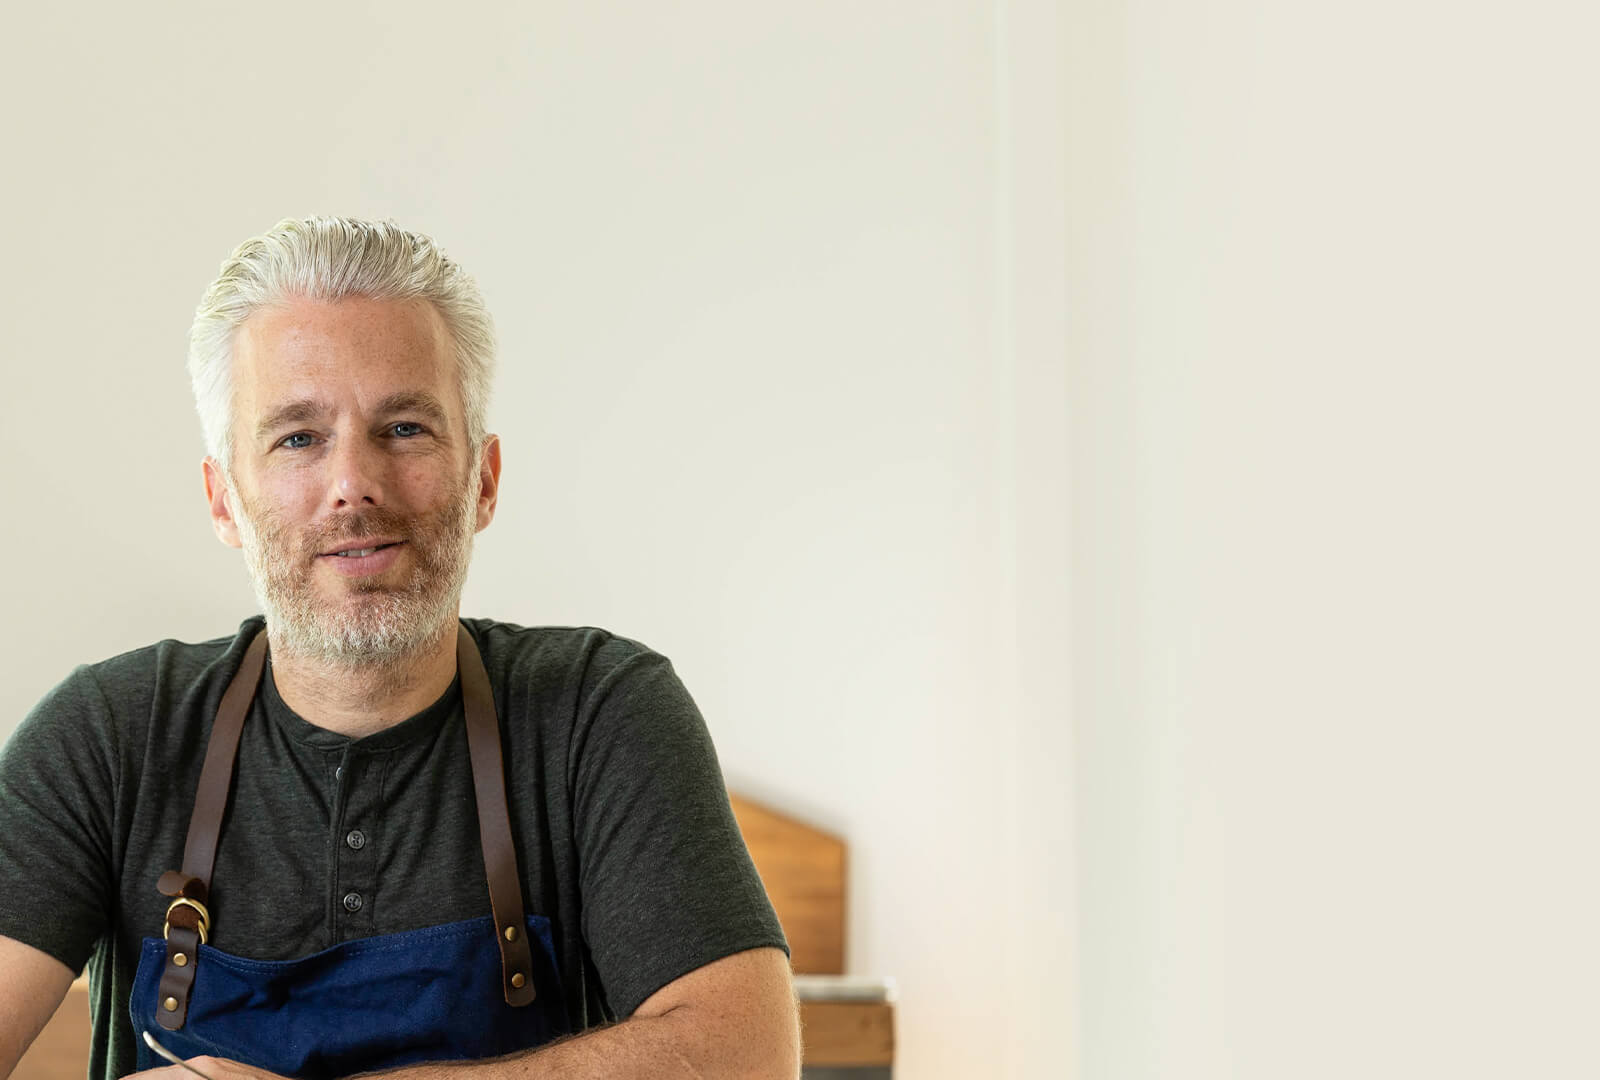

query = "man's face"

[{"left": 203, "top": 296, "right": 500, "bottom": 666}]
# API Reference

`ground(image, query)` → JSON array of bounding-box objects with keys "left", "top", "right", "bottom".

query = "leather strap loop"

[
  {"left": 458, "top": 624, "right": 537, "bottom": 1006},
  {"left": 157, "top": 871, "right": 208, "bottom": 901},
  {"left": 156, "top": 925, "right": 202, "bottom": 1029}
]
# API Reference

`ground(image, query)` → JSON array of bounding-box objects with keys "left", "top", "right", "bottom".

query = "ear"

[
  {"left": 474, "top": 435, "right": 502, "bottom": 533},
  {"left": 203, "top": 457, "right": 244, "bottom": 550}
]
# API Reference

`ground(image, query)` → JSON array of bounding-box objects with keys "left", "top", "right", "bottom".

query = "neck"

[{"left": 266, "top": 617, "right": 460, "bottom": 739}]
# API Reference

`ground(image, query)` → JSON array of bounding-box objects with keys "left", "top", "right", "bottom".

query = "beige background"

[{"left": 1, "top": 1, "right": 1595, "bottom": 1078}]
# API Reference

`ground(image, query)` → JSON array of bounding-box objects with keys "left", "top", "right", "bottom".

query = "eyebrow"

[{"left": 254, "top": 392, "right": 452, "bottom": 443}]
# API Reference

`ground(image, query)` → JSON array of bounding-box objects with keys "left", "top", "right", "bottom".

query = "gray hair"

[{"left": 188, "top": 216, "right": 495, "bottom": 472}]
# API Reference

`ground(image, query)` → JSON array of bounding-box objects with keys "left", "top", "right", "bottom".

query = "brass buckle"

[{"left": 163, "top": 897, "right": 211, "bottom": 946}]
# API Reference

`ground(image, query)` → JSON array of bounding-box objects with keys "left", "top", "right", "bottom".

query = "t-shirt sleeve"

[
  {"left": 569, "top": 644, "right": 788, "bottom": 1020},
  {"left": 0, "top": 666, "right": 118, "bottom": 974}
]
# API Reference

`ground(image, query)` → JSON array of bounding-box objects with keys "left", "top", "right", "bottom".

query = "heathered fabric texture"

[{"left": 0, "top": 616, "right": 787, "bottom": 1080}]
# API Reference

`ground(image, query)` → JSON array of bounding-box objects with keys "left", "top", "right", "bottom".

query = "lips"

[
  {"left": 319, "top": 538, "right": 404, "bottom": 558},
  {"left": 317, "top": 540, "right": 407, "bottom": 578},
  {"left": 330, "top": 543, "right": 398, "bottom": 558}
]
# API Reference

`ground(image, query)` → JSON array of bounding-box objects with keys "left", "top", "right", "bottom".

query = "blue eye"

[
  {"left": 281, "top": 433, "right": 314, "bottom": 449},
  {"left": 392, "top": 422, "right": 425, "bottom": 437}
]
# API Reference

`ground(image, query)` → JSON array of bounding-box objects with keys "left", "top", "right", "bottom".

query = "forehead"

[{"left": 232, "top": 296, "right": 459, "bottom": 416}]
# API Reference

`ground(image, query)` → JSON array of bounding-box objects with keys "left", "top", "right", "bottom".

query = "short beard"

[{"left": 229, "top": 465, "right": 480, "bottom": 671}]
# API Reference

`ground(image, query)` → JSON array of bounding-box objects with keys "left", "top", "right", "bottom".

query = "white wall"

[
  {"left": 1069, "top": 1, "right": 1600, "bottom": 1078},
  {"left": 21, "top": 1, "right": 1587, "bottom": 1077},
  {"left": 0, "top": 4, "right": 1068, "bottom": 1078}
]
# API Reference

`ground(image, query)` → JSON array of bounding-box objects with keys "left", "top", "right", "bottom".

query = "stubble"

[{"left": 230, "top": 465, "right": 481, "bottom": 671}]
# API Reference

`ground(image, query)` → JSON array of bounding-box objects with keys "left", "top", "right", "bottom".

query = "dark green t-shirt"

[{"left": 0, "top": 616, "right": 787, "bottom": 1080}]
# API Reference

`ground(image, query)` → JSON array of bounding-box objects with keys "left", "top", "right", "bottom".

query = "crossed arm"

[
  {"left": 0, "top": 939, "right": 800, "bottom": 1080},
  {"left": 361, "top": 947, "right": 799, "bottom": 1080},
  {"left": 0, "top": 937, "right": 76, "bottom": 1080}
]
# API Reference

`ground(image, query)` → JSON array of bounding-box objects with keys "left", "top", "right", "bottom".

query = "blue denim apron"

[{"left": 128, "top": 626, "right": 570, "bottom": 1079}]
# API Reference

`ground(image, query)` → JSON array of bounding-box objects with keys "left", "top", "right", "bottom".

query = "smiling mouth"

[{"left": 327, "top": 542, "right": 403, "bottom": 558}]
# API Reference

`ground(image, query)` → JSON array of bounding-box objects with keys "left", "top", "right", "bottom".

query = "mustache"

[{"left": 303, "top": 508, "right": 414, "bottom": 554}]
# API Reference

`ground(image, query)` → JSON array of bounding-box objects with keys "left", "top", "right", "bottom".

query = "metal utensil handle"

[{"left": 141, "top": 1030, "right": 222, "bottom": 1080}]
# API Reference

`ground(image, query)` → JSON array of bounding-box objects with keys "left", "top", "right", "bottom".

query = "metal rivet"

[
  {"left": 503, "top": 925, "right": 518, "bottom": 942},
  {"left": 173, "top": 953, "right": 188, "bottom": 967},
  {"left": 163, "top": 997, "right": 179, "bottom": 1012},
  {"left": 510, "top": 972, "right": 526, "bottom": 989}
]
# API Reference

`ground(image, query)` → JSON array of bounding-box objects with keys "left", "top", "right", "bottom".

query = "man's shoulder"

[
  {"left": 11, "top": 618, "right": 265, "bottom": 766},
  {"left": 461, "top": 618, "right": 670, "bottom": 697},
  {"left": 464, "top": 617, "right": 662, "bottom": 659},
  {"left": 74, "top": 616, "right": 264, "bottom": 695},
  {"left": 32, "top": 617, "right": 267, "bottom": 730}
]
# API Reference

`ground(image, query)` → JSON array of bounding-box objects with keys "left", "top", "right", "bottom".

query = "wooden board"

[
  {"left": 798, "top": 1002, "right": 896, "bottom": 1068},
  {"left": 728, "top": 792, "right": 847, "bottom": 975}
]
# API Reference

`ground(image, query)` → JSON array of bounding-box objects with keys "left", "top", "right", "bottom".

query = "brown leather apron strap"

[
  {"left": 185, "top": 630, "right": 269, "bottom": 883},
  {"left": 155, "top": 628, "right": 268, "bottom": 1029},
  {"left": 458, "top": 624, "right": 538, "bottom": 1006}
]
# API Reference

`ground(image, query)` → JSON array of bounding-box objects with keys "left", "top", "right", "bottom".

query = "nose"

[{"left": 325, "top": 434, "right": 388, "bottom": 510}]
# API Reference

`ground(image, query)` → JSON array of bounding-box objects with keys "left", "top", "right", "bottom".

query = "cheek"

[
  {"left": 394, "top": 461, "right": 460, "bottom": 507},
  {"left": 250, "top": 476, "right": 322, "bottom": 524}
]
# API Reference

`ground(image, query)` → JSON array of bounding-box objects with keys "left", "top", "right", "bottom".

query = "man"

[{"left": 0, "top": 217, "right": 800, "bottom": 1080}]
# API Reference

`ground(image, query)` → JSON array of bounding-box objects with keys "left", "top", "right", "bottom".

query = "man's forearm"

[
  {"left": 369, "top": 1007, "right": 789, "bottom": 1080},
  {"left": 131, "top": 1006, "right": 799, "bottom": 1080},
  {"left": 390, "top": 1015, "right": 701, "bottom": 1080}
]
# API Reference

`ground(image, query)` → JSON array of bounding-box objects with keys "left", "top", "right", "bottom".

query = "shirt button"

[
  {"left": 342, "top": 891, "right": 364, "bottom": 913},
  {"left": 346, "top": 829, "right": 367, "bottom": 850}
]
